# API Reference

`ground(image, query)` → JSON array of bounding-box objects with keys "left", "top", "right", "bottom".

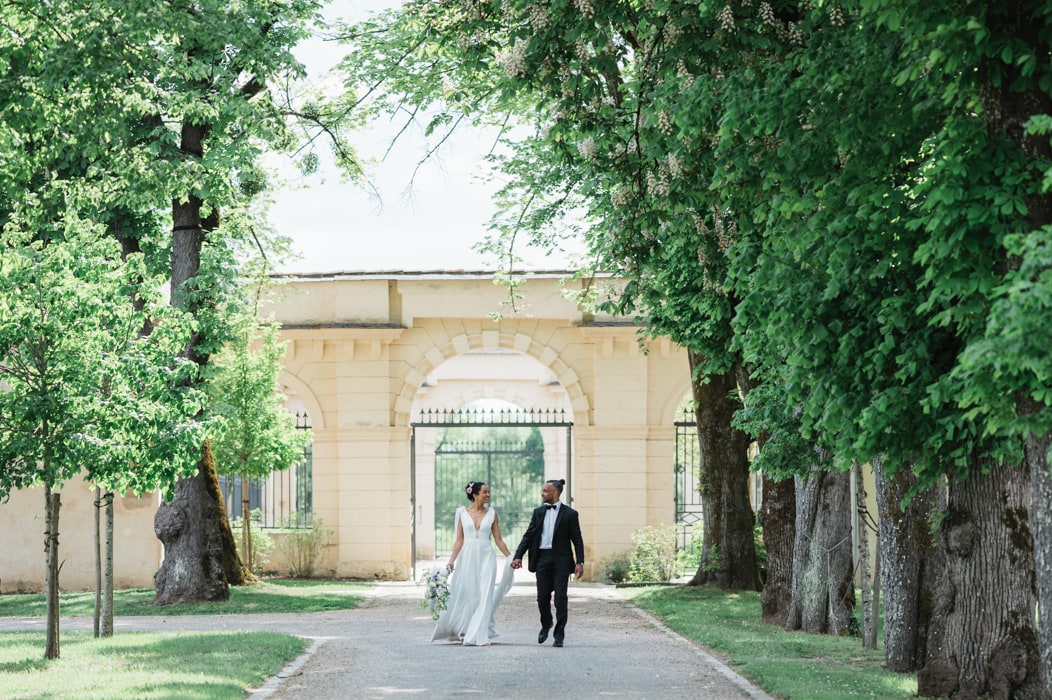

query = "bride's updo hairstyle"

[
  {"left": 546, "top": 479, "right": 565, "bottom": 494},
  {"left": 465, "top": 481, "right": 487, "bottom": 501}
]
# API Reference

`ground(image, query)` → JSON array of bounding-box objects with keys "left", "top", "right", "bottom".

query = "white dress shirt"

[{"left": 540, "top": 502, "right": 560, "bottom": 549}]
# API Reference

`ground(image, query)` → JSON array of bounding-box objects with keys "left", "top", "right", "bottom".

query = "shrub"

[
  {"left": 675, "top": 535, "right": 705, "bottom": 578},
  {"left": 275, "top": 512, "right": 332, "bottom": 578},
  {"left": 626, "top": 525, "right": 677, "bottom": 583},
  {"left": 600, "top": 551, "right": 633, "bottom": 583}
]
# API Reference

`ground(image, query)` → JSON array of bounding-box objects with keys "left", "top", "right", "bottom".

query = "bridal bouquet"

[{"left": 420, "top": 566, "right": 451, "bottom": 621}]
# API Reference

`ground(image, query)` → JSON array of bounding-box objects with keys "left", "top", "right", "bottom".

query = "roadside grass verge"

[
  {"left": 0, "top": 630, "right": 305, "bottom": 699},
  {"left": 628, "top": 585, "right": 920, "bottom": 700},
  {"left": 0, "top": 579, "right": 367, "bottom": 618}
]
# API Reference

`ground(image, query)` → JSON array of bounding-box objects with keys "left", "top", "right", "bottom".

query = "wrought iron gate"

[
  {"left": 675, "top": 406, "right": 704, "bottom": 550},
  {"left": 432, "top": 438, "right": 543, "bottom": 552},
  {"left": 411, "top": 407, "right": 572, "bottom": 571}
]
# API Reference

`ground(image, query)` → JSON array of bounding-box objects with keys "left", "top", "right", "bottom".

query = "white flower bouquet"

[{"left": 420, "top": 566, "right": 451, "bottom": 621}]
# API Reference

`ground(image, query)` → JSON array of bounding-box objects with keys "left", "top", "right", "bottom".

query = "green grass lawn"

[
  {"left": 0, "top": 630, "right": 306, "bottom": 699},
  {"left": 0, "top": 579, "right": 367, "bottom": 699},
  {"left": 0, "top": 579, "right": 367, "bottom": 618},
  {"left": 628, "top": 585, "right": 920, "bottom": 700}
]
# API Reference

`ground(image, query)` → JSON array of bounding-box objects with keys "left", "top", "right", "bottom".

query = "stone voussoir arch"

[
  {"left": 279, "top": 369, "right": 325, "bottom": 430},
  {"left": 661, "top": 377, "right": 695, "bottom": 427},
  {"left": 394, "top": 330, "right": 589, "bottom": 427}
]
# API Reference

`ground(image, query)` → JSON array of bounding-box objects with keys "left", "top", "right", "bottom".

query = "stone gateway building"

[{"left": 0, "top": 271, "right": 694, "bottom": 591}]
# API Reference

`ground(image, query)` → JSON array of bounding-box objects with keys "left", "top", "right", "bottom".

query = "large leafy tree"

[
  {"left": 1, "top": 0, "right": 347, "bottom": 603},
  {"left": 719, "top": 2, "right": 1050, "bottom": 695}
]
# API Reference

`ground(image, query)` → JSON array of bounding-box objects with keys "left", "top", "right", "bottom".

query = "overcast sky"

[{"left": 267, "top": 1, "right": 576, "bottom": 275}]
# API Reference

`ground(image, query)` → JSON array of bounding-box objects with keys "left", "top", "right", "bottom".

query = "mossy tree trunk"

[
  {"left": 785, "top": 466, "right": 853, "bottom": 636},
  {"left": 686, "top": 351, "right": 760, "bottom": 591},
  {"left": 918, "top": 460, "right": 1040, "bottom": 698},
  {"left": 874, "top": 457, "right": 944, "bottom": 673},
  {"left": 1023, "top": 415, "right": 1052, "bottom": 692},
  {"left": 153, "top": 440, "right": 252, "bottom": 605},
  {"left": 759, "top": 472, "right": 795, "bottom": 625}
]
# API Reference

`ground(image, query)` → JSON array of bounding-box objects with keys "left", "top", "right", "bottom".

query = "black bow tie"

[{"left": 544, "top": 504, "right": 557, "bottom": 510}]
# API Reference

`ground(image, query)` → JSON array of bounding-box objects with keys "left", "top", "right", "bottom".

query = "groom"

[{"left": 511, "top": 479, "right": 585, "bottom": 648}]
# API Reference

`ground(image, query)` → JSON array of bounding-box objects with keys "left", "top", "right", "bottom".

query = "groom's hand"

[
  {"left": 574, "top": 563, "right": 583, "bottom": 580},
  {"left": 510, "top": 558, "right": 522, "bottom": 569}
]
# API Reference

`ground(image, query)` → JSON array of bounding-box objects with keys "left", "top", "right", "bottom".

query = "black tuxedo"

[
  {"left": 514, "top": 502, "right": 585, "bottom": 572},
  {"left": 513, "top": 502, "right": 585, "bottom": 643}
]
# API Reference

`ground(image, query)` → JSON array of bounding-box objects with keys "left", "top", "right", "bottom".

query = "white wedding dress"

[{"left": 430, "top": 506, "right": 515, "bottom": 646}]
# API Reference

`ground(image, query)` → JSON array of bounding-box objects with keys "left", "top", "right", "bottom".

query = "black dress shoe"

[
  {"left": 538, "top": 628, "right": 550, "bottom": 644},
  {"left": 553, "top": 639, "right": 564, "bottom": 647}
]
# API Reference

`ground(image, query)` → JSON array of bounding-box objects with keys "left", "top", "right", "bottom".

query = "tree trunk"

[
  {"left": 102, "top": 492, "right": 113, "bottom": 637},
  {"left": 873, "top": 457, "right": 943, "bottom": 672},
  {"left": 154, "top": 441, "right": 236, "bottom": 604},
  {"left": 93, "top": 487, "right": 101, "bottom": 638},
  {"left": 785, "top": 466, "right": 854, "bottom": 635},
  {"left": 686, "top": 351, "right": 760, "bottom": 590},
  {"left": 44, "top": 486, "right": 61, "bottom": 659},
  {"left": 760, "top": 472, "right": 795, "bottom": 625},
  {"left": 854, "top": 463, "right": 876, "bottom": 650},
  {"left": 1022, "top": 405, "right": 1052, "bottom": 693},
  {"left": 153, "top": 120, "right": 251, "bottom": 602},
  {"left": 917, "top": 460, "right": 1042, "bottom": 699},
  {"left": 241, "top": 468, "right": 253, "bottom": 573}
]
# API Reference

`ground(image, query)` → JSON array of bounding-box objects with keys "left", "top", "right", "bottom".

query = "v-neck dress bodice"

[{"left": 430, "top": 507, "right": 514, "bottom": 646}]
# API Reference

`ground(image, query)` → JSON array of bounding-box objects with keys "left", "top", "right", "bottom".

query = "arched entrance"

[{"left": 407, "top": 349, "right": 574, "bottom": 577}]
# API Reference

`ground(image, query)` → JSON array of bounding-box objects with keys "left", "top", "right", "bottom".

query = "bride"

[{"left": 431, "top": 481, "right": 515, "bottom": 646}]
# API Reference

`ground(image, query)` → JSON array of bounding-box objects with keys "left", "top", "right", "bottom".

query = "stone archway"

[
  {"left": 408, "top": 349, "right": 575, "bottom": 563},
  {"left": 263, "top": 272, "right": 690, "bottom": 580}
]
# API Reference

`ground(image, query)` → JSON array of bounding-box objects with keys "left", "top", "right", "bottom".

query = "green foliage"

[
  {"left": 0, "top": 218, "right": 202, "bottom": 500},
  {"left": 754, "top": 521, "right": 768, "bottom": 581},
  {"left": 207, "top": 319, "right": 310, "bottom": 482},
  {"left": 337, "top": 0, "right": 1052, "bottom": 496},
  {"left": 675, "top": 536, "right": 705, "bottom": 579},
  {"left": 275, "top": 513, "right": 333, "bottom": 578},
  {"left": 626, "top": 525, "right": 678, "bottom": 584}
]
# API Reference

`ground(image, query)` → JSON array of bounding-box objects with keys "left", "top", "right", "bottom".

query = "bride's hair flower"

[
  {"left": 465, "top": 481, "right": 486, "bottom": 500},
  {"left": 419, "top": 566, "right": 451, "bottom": 621}
]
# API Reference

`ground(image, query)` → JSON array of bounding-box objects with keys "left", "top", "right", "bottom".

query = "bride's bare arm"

[
  {"left": 491, "top": 512, "right": 511, "bottom": 557},
  {"left": 448, "top": 517, "right": 465, "bottom": 569}
]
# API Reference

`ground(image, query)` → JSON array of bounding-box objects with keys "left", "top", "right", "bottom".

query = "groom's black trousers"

[{"left": 535, "top": 549, "right": 573, "bottom": 639}]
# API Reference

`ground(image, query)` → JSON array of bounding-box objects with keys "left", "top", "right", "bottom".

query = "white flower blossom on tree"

[
  {"left": 760, "top": 2, "right": 776, "bottom": 27},
  {"left": 577, "top": 136, "right": 598, "bottom": 163},
  {"left": 574, "top": 0, "right": 595, "bottom": 18},
  {"left": 499, "top": 40, "right": 528, "bottom": 78},
  {"left": 718, "top": 4, "right": 735, "bottom": 33}
]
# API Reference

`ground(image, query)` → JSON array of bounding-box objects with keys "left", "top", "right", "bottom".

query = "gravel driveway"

[{"left": 1, "top": 579, "right": 775, "bottom": 700}]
